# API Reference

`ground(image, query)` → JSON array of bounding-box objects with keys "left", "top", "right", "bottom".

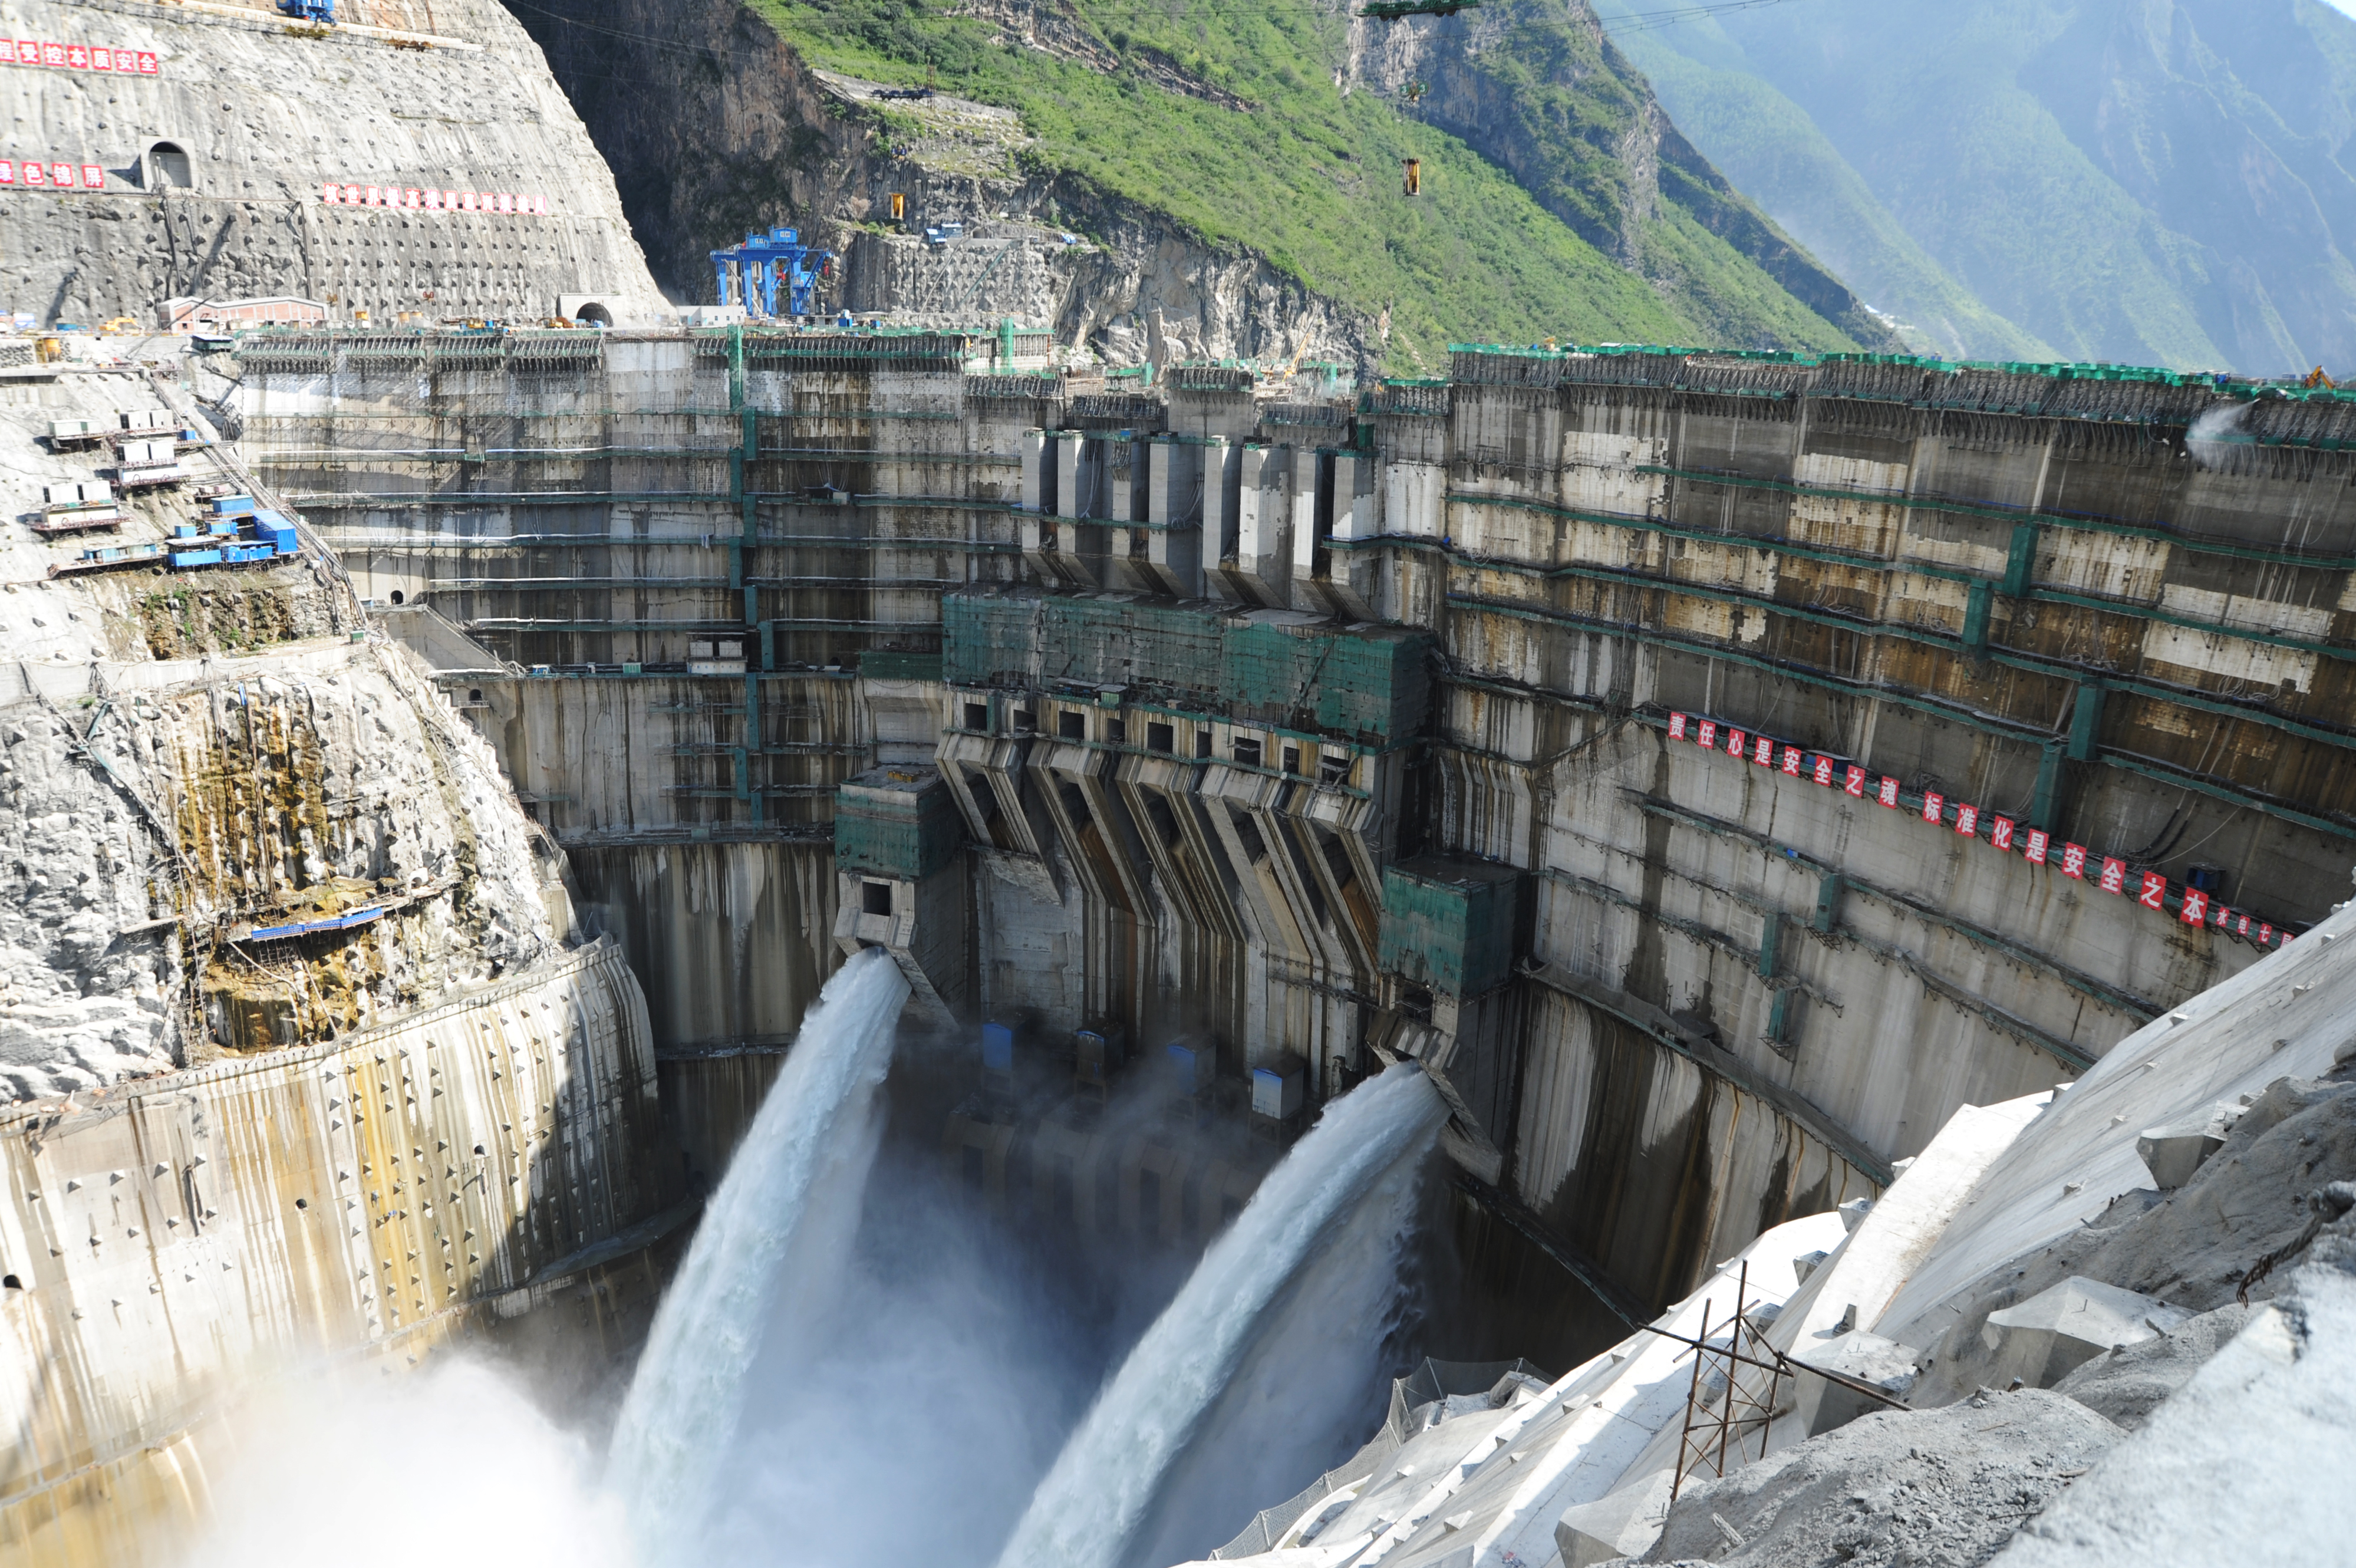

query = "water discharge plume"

[
  {"left": 174, "top": 1356, "right": 627, "bottom": 1568},
  {"left": 607, "top": 946, "right": 911, "bottom": 1564},
  {"left": 992, "top": 1062, "right": 1449, "bottom": 1568}
]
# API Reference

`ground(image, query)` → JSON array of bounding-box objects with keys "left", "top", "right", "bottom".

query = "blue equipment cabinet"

[{"left": 710, "top": 226, "right": 835, "bottom": 319}]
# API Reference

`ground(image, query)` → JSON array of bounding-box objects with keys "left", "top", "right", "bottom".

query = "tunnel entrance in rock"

[{"left": 147, "top": 141, "right": 192, "bottom": 189}]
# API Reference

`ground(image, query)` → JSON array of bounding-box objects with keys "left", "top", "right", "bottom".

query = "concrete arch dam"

[{"left": 229, "top": 335, "right": 2356, "bottom": 1341}]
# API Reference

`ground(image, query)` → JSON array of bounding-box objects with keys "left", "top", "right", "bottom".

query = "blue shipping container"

[
  {"left": 170, "top": 549, "right": 222, "bottom": 568},
  {"left": 211, "top": 495, "right": 256, "bottom": 516},
  {"left": 172, "top": 523, "right": 197, "bottom": 538}
]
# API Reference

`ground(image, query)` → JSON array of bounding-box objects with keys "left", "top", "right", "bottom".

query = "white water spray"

[
  {"left": 608, "top": 947, "right": 910, "bottom": 1564},
  {"left": 993, "top": 1062, "right": 1449, "bottom": 1568}
]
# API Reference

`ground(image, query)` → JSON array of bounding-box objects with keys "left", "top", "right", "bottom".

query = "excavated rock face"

[
  {"left": 1645, "top": 1390, "right": 2123, "bottom": 1568},
  {"left": 509, "top": 0, "right": 1384, "bottom": 368},
  {"left": 0, "top": 641, "right": 571, "bottom": 1100},
  {"left": 0, "top": 374, "right": 571, "bottom": 1102}
]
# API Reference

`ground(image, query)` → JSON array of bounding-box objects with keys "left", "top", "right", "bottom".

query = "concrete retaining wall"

[{"left": 0, "top": 937, "right": 673, "bottom": 1565}]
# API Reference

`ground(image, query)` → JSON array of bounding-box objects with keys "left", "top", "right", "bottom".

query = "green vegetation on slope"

[
  {"left": 1402, "top": 0, "right": 1890, "bottom": 351},
  {"left": 1596, "top": 0, "right": 2356, "bottom": 375},
  {"left": 750, "top": 0, "right": 1868, "bottom": 368}
]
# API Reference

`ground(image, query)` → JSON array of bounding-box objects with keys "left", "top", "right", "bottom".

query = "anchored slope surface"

[{"left": 0, "top": 0, "right": 665, "bottom": 327}]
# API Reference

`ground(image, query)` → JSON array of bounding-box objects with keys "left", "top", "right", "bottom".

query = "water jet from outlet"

[
  {"left": 993, "top": 1060, "right": 1449, "bottom": 1568},
  {"left": 607, "top": 946, "right": 910, "bottom": 1565}
]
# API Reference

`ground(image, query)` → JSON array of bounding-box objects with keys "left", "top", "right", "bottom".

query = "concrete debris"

[
  {"left": 1991, "top": 1253, "right": 2356, "bottom": 1567},
  {"left": 2046, "top": 1303, "right": 2251, "bottom": 1432},
  {"left": 1914, "top": 1076, "right": 2356, "bottom": 1404},
  {"left": 1786, "top": 1330, "right": 1920, "bottom": 1437},
  {"left": 1555, "top": 1467, "right": 1673, "bottom": 1567},
  {"left": 2134, "top": 1099, "right": 2248, "bottom": 1189},
  {"left": 1977, "top": 1277, "right": 2192, "bottom": 1392},
  {"left": 2234, "top": 1178, "right": 2356, "bottom": 1303},
  {"left": 1642, "top": 1390, "right": 2121, "bottom": 1568}
]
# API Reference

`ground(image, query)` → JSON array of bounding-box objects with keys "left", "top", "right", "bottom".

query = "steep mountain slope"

[
  {"left": 1602, "top": 0, "right": 2356, "bottom": 375},
  {"left": 1353, "top": 0, "right": 1894, "bottom": 350},
  {"left": 503, "top": 0, "right": 1894, "bottom": 369},
  {"left": 1591, "top": 0, "right": 2050, "bottom": 362}
]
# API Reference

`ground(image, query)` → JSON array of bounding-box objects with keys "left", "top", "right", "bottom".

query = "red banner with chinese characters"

[
  {"left": 1659, "top": 710, "right": 2291, "bottom": 948},
  {"left": 1, "top": 39, "right": 156, "bottom": 73},
  {"left": 319, "top": 185, "right": 553, "bottom": 215},
  {"left": 0, "top": 160, "right": 103, "bottom": 189}
]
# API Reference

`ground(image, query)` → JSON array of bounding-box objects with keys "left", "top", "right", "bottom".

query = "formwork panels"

[
  {"left": 1378, "top": 854, "right": 1526, "bottom": 998},
  {"left": 1225, "top": 617, "right": 1434, "bottom": 743},
  {"left": 1040, "top": 594, "right": 1225, "bottom": 701},
  {"left": 945, "top": 589, "right": 1434, "bottom": 743},
  {"left": 833, "top": 763, "right": 966, "bottom": 880}
]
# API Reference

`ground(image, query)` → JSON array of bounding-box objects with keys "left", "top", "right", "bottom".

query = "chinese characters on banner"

[
  {"left": 321, "top": 186, "right": 554, "bottom": 215},
  {"left": 0, "top": 161, "right": 106, "bottom": 189},
  {"left": 0, "top": 40, "right": 159, "bottom": 73},
  {"left": 1662, "top": 711, "right": 2291, "bottom": 948}
]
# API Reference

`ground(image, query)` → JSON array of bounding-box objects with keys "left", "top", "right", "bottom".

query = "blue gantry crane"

[{"left": 711, "top": 227, "right": 835, "bottom": 319}]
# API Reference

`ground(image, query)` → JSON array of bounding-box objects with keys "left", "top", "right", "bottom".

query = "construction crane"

[{"left": 711, "top": 226, "right": 835, "bottom": 319}]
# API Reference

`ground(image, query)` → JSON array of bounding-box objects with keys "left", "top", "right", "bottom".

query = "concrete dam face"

[{"left": 2, "top": 4, "right": 2352, "bottom": 1562}]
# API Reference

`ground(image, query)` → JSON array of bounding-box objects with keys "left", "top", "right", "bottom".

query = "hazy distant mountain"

[{"left": 1596, "top": 0, "right": 2356, "bottom": 375}]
